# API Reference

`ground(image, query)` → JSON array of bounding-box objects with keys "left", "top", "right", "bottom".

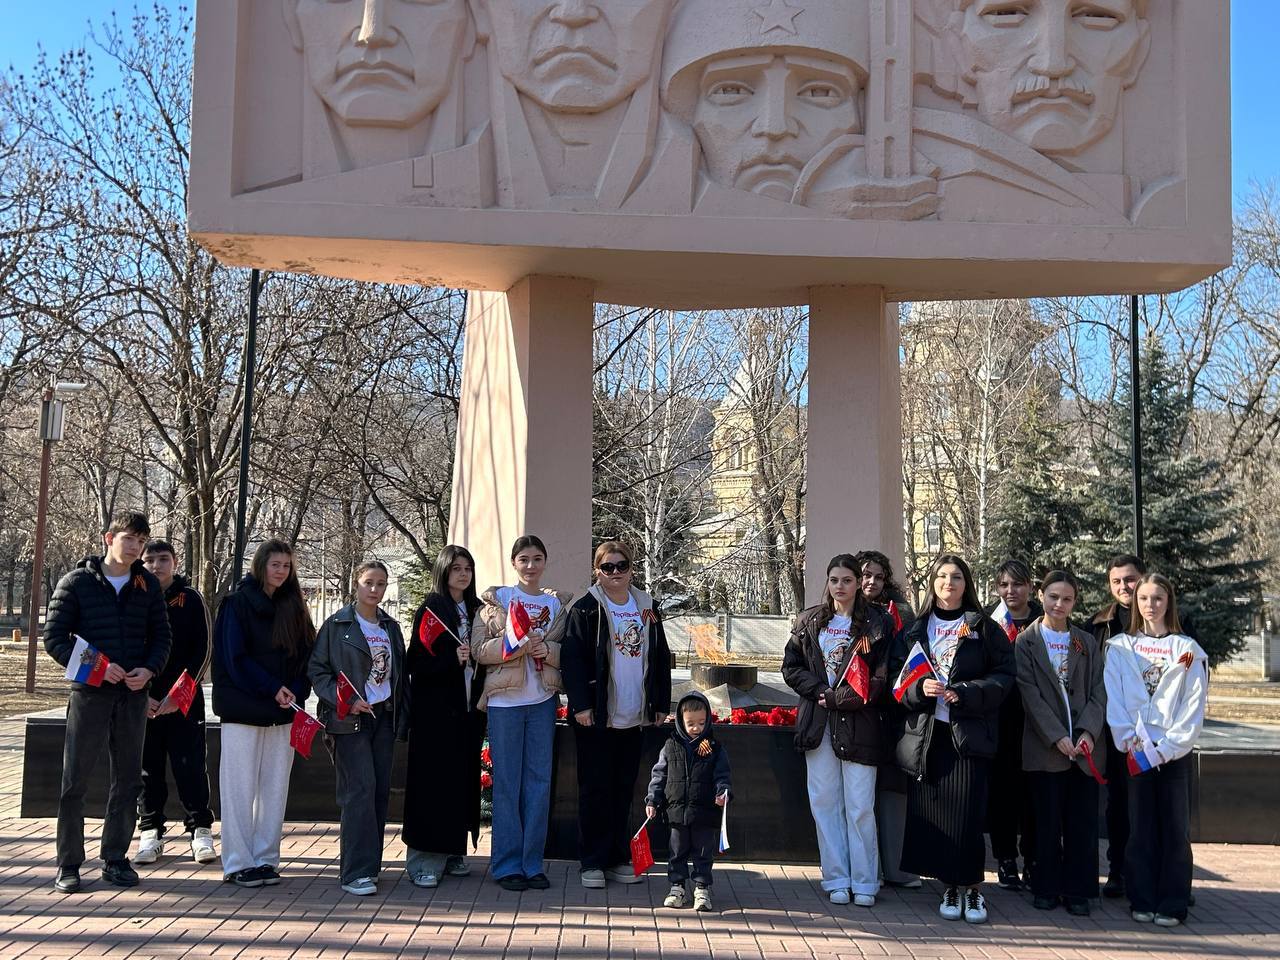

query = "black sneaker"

[
  {"left": 996, "top": 859, "right": 1023, "bottom": 891},
  {"left": 1065, "top": 897, "right": 1090, "bottom": 917},
  {"left": 496, "top": 874, "right": 528, "bottom": 891},
  {"left": 526, "top": 873, "right": 551, "bottom": 890},
  {"left": 1032, "top": 895, "right": 1058, "bottom": 910},
  {"left": 101, "top": 860, "right": 139, "bottom": 887},
  {"left": 1103, "top": 874, "right": 1126, "bottom": 898},
  {"left": 258, "top": 865, "right": 281, "bottom": 886},
  {"left": 227, "top": 867, "right": 265, "bottom": 888},
  {"left": 53, "top": 866, "right": 81, "bottom": 893}
]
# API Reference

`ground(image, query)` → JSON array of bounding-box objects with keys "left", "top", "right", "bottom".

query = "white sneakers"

[
  {"left": 604, "top": 865, "right": 644, "bottom": 884},
  {"left": 939, "top": 887, "right": 987, "bottom": 923},
  {"left": 580, "top": 869, "right": 606, "bottom": 889},
  {"left": 693, "top": 886, "right": 712, "bottom": 912},
  {"left": 854, "top": 894, "right": 876, "bottom": 908},
  {"left": 134, "top": 830, "right": 164, "bottom": 864},
  {"left": 829, "top": 888, "right": 851, "bottom": 905},
  {"left": 191, "top": 828, "right": 217, "bottom": 864}
]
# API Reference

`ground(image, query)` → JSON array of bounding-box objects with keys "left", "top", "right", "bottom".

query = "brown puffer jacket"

[{"left": 472, "top": 585, "right": 573, "bottom": 710}]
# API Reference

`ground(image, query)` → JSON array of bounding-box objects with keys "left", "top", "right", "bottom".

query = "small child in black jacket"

[{"left": 646, "top": 691, "right": 732, "bottom": 912}]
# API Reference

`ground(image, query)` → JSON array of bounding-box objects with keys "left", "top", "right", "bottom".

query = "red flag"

[
  {"left": 165, "top": 670, "right": 198, "bottom": 717},
  {"left": 630, "top": 822, "right": 655, "bottom": 877},
  {"left": 842, "top": 654, "right": 870, "bottom": 703},
  {"left": 335, "top": 671, "right": 361, "bottom": 721},
  {"left": 289, "top": 709, "right": 323, "bottom": 758},
  {"left": 418, "top": 607, "right": 448, "bottom": 654},
  {"left": 887, "top": 600, "right": 903, "bottom": 632},
  {"left": 1081, "top": 742, "right": 1108, "bottom": 786}
]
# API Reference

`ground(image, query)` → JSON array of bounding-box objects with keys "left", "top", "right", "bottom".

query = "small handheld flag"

[
  {"left": 289, "top": 708, "right": 324, "bottom": 759},
  {"left": 65, "top": 636, "right": 111, "bottom": 687},
  {"left": 718, "top": 797, "right": 731, "bottom": 853},
  {"left": 842, "top": 653, "right": 869, "bottom": 703},
  {"left": 165, "top": 670, "right": 198, "bottom": 717},
  {"left": 1126, "top": 748, "right": 1155, "bottom": 776},
  {"left": 991, "top": 601, "right": 1018, "bottom": 643},
  {"left": 887, "top": 600, "right": 904, "bottom": 633},
  {"left": 504, "top": 600, "right": 533, "bottom": 662},
  {"left": 892, "top": 642, "right": 934, "bottom": 702},
  {"left": 417, "top": 607, "right": 451, "bottom": 654},
  {"left": 630, "top": 816, "right": 655, "bottom": 877},
  {"left": 1081, "top": 742, "right": 1108, "bottom": 786},
  {"left": 335, "top": 671, "right": 362, "bottom": 721}
]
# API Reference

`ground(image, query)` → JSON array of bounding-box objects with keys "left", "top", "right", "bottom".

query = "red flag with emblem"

[
  {"left": 630, "top": 820, "right": 655, "bottom": 877},
  {"left": 165, "top": 670, "right": 198, "bottom": 717},
  {"left": 336, "top": 671, "right": 361, "bottom": 721},
  {"left": 289, "top": 708, "right": 323, "bottom": 758},
  {"left": 842, "top": 654, "right": 870, "bottom": 702},
  {"left": 418, "top": 607, "right": 449, "bottom": 654}
]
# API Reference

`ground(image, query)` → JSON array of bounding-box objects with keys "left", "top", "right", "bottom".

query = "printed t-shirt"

[
  {"left": 487, "top": 586, "right": 560, "bottom": 708},
  {"left": 928, "top": 611, "right": 965, "bottom": 723},
  {"left": 606, "top": 594, "right": 647, "bottom": 729},
  {"left": 818, "top": 614, "right": 853, "bottom": 686},
  {"left": 1132, "top": 632, "right": 1175, "bottom": 697},
  {"left": 356, "top": 614, "right": 392, "bottom": 705},
  {"left": 1042, "top": 626, "right": 1072, "bottom": 686}
]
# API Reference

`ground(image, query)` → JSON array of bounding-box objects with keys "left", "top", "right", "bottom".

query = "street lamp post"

[{"left": 26, "top": 381, "right": 87, "bottom": 693}]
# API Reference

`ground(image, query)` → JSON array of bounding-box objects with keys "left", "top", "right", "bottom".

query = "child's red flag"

[
  {"left": 165, "top": 670, "right": 198, "bottom": 717},
  {"left": 335, "top": 671, "right": 361, "bottom": 721},
  {"left": 630, "top": 821, "right": 655, "bottom": 877},
  {"left": 289, "top": 709, "right": 323, "bottom": 758},
  {"left": 418, "top": 607, "right": 448, "bottom": 654},
  {"left": 842, "top": 654, "right": 870, "bottom": 703}
]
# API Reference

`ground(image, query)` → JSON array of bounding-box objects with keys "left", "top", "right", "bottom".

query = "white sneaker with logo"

[
  {"left": 939, "top": 886, "right": 962, "bottom": 921},
  {"left": 964, "top": 888, "right": 988, "bottom": 924},
  {"left": 191, "top": 828, "right": 217, "bottom": 864},
  {"left": 135, "top": 829, "right": 163, "bottom": 865}
]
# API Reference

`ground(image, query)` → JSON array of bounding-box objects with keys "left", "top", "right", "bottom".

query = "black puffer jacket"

[
  {"left": 888, "top": 609, "right": 1015, "bottom": 778},
  {"left": 645, "top": 691, "right": 732, "bottom": 827},
  {"left": 211, "top": 575, "right": 313, "bottom": 726},
  {"left": 781, "top": 603, "right": 894, "bottom": 763},
  {"left": 44, "top": 557, "right": 172, "bottom": 684}
]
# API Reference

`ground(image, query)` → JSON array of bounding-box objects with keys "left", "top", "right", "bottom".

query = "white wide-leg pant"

[
  {"left": 805, "top": 744, "right": 880, "bottom": 895},
  {"left": 219, "top": 722, "right": 294, "bottom": 876}
]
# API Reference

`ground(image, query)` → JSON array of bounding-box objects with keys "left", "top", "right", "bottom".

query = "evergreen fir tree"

[
  {"left": 986, "top": 398, "right": 1091, "bottom": 589},
  {"left": 1080, "top": 337, "right": 1263, "bottom": 665}
]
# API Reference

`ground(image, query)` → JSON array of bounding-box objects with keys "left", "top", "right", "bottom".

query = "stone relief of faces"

[
  {"left": 691, "top": 54, "right": 862, "bottom": 202},
  {"left": 469, "top": 0, "right": 679, "bottom": 113},
  {"left": 284, "top": 0, "right": 472, "bottom": 128},
  {"left": 947, "top": 0, "right": 1151, "bottom": 156}
]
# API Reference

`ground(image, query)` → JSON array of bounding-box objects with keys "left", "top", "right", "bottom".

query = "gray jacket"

[
  {"left": 1015, "top": 620, "right": 1106, "bottom": 774},
  {"left": 308, "top": 603, "right": 409, "bottom": 738}
]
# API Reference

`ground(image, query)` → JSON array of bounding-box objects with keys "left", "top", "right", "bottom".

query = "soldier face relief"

[
  {"left": 955, "top": 0, "right": 1150, "bottom": 155},
  {"left": 288, "top": 0, "right": 470, "bottom": 128},
  {"left": 692, "top": 54, "right": 861, "bottom": 202},
  {"left": 474, "top": 0, "right": 677, "bottom": 112}
]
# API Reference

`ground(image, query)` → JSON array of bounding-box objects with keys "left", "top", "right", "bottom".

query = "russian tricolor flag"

[
  {"left": 503, "top": 599, "right": 532, "bottom": 660},
  {"left": 892, "top": 642, "right": 934, "bottom": 702},
  {"left": 1127, "top": 747, "right": 1157, "bottom": 776},
  {"left": 65, "top": 635, "right": 110, "bottom": 686},
  {"left": 992, "top": 600, "right": 1018, "bottom": 643}
]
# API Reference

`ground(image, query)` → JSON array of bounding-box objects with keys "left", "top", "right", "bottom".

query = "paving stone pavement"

[{"left": 0, "top": 719, "right": 1276, "bottom": 959}]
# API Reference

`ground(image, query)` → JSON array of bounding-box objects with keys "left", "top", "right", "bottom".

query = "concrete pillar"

[
  {"left": 448, "top": 276, "right": 595, "bottom": 594},
  {"left": 805, "top": 287, "right": 905, "bottom": 604}
]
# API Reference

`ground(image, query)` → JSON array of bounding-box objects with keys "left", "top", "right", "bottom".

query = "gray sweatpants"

[{"left": 57, "top": 686, "right": 150, "bottom": 867}]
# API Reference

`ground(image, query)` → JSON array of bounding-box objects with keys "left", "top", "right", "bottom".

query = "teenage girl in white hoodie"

[{"left": 1103, "top": 573, "right": 1207, "bottom": 928}]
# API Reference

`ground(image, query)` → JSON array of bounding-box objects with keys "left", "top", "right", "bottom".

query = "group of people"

[
  {"left": 783, "top": 550, "right": 1206, "bottom": 928},
  {"left": 42, "top": 512, "right": 1206, "bottom": 931}
]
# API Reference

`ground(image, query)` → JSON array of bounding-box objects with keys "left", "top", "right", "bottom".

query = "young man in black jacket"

[
  {"left": 134, "top": 540, "right": 216, "bottom": 867},
  {"left": 43, "top": 512, "right": 172, "bottom": 893}
]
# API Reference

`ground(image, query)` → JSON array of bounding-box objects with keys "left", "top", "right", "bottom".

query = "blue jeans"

[{"left": 487, "top": 695, "right": 557, "bottom": 879}]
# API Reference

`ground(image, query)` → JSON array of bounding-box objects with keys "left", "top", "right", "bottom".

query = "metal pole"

[
  {"left": 233, "top": 269, "right": 261, "bottom": 585},
  {"left": 24, "top": 387, "right": 54, "bottom": 694},
  {"left": 1130, "top": 294, "right": 1144, "bottom": 561}
]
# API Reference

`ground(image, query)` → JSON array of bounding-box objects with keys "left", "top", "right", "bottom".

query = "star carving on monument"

[{"left": 753, "top": 0, "right": 804, "bottom": 35}]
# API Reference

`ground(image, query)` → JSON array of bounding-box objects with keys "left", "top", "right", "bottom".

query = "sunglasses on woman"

[{"left": 598, "top": 560, "right": 631, "bottom": 575}]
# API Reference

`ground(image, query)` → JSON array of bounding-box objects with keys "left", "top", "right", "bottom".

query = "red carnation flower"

[{"left": 480, "top": 771, "right": 493, "bottom": 789}]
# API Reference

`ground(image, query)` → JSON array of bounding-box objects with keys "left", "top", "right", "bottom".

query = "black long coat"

[{"left": 401, "top": 591, "right": 486, "bottom": 854}]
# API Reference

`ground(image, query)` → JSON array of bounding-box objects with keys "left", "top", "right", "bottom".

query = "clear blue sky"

[{"left": 2, "top": 1, "right": 1275, "bottom": 206}]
